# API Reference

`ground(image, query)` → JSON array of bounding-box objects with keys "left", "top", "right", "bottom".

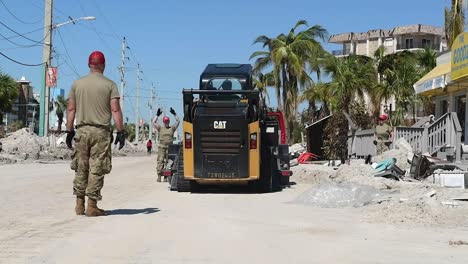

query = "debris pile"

[
  {"left": 292, "top": 182, "right": 381, "bottom": 208},
  {"left": 291, "top": 138, "right": 468, "bottom": 227},
  {"left": 0, "top": 128, "right": 147, "bottom": 164}
]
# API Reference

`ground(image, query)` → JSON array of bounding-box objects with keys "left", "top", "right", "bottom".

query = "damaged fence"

[
  {"left": 348, "top": 112, "right": 462, "bottom": 161},
  {"left": 394, "top": 112, "right": 462, "bottom": 161},
  {"left": 347, "top": 129, "right": 376, "bottom": 158}
]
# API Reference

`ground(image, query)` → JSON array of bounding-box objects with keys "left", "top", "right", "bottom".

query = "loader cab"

[
  {"left": 200, "top": 64, "right": 253, "bottom": 90},
  {"left": 200, "top": 64, "right": 253, "bottom": 102}
]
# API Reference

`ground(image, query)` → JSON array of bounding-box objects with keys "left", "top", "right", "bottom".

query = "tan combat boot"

[
  {"left": 157, "top": 175, "right": 162, "bottom": 182},
  {"left": 75, "top": 196, "right": 85, "bottom": 215},
  {"left": 86, "top": 198, "right": 106, "bottom": 217}
]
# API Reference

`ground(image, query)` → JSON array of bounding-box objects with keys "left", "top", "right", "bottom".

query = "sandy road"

[{"left": 1, "top": 155, "right": 468, "bottom": 264}]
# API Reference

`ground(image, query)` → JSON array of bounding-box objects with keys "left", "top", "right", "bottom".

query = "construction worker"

[
  {"left": 147, "top": 139, "right": 153, "bottom": 154},
  {"left": 374, "top": 114, "right": 392, "bottom": 155},
  {"left": 66, "top": 51, "right": 126, "bottom": 217},
  {"left": 153, "top": 107, "right": 180, "bottom": 182}
]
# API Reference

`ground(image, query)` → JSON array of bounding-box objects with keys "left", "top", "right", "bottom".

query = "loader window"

[{"left": 206, "top": 78, "right": 243, "bottom": 90}]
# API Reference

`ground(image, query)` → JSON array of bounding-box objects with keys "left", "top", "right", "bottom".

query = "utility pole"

[
  {"left": 39, "top": 0, "right": 53, "bottom": 137},
  {"left": 148, "top": 83, "right": 155, "bottom": 141},
  {"left": 135, "top": 63, "right": 141, "bottom": 142},
  {"left": 119, "top": 37, "right": 127, "bottom": 120}
]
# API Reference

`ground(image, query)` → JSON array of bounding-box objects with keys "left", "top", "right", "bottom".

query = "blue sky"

[{"left": 0, "top": 0, "right": 448, "bottom": 124}]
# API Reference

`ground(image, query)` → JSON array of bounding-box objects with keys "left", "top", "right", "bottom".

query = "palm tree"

[
  {"left": 445, "top": 0, "right": 464, "bottom": 48},
  {"left": 384, "top": 57, "right": 422, "bottom": 125},
  {"left": 417, "top": 47, "right": 437, "bottom": 74},
  {"left": 253, "top": 71, "right": 275, "bottom": 104},
  {"left": 0, "top": 71, "right": 18, "bottom": 124},
  {"left": 323, "top": 54, "right": 377, "bottom": 113},
  {"left": 250, "top": 36, "right": 283, "bottom": 111},
  {"left": 251, "top": 20, "right": 328, "bottom": 142},
  {"left": 54, "top": 95, "right": 67, "bottom": 133},
  {"left": 301, "top": 81, "right": 333, "bottom": 120}
]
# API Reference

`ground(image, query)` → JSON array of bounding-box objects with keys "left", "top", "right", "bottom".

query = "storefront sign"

[
  {"left": 451, "top": 32, "right": 468, "bottom": 81},
  {"left": 414, "top": 75, "right": 445, "bottom": 94}
]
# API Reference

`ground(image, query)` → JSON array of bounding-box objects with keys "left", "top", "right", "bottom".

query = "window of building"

[
  {"left": 405, "top": 38, "right": 414, "bottom": 49},
  {"left": 384, "top": 38, "right": 393, "bottom": 47},
  {"left": 422, "top": 39, "right": 431, "bottom": 48}
]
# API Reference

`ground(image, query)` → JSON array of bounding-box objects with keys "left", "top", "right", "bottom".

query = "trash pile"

[
  {"left": 291, "top": 137, "right": 468, "bottom": 227},
  {"left": 0, "top": 128, "right": 147, "bottom": 164},
  {"left": 112, "top": 139, "right": 147, "bottom": 156},
  {"left": 0, "top": 128, "right": 71, "bottom": 163},
  {"left": 292, "top": 182, "right": 381, "bottom": 208}
]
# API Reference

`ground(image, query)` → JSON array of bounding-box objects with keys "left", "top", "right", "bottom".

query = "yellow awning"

[
  {"left": 414, "top": 63, "right": 451, "bottom": 96},
  {"left": 415, "top": 63, "right": 450, "bottom": 84}
]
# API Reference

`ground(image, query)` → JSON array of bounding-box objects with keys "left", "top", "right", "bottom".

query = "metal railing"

[
  {"left": 331, "top": 49, "right": 351, "bottom": 56},
  {"left": 395, "top": 43, "right": 439, "bottom": 51}
]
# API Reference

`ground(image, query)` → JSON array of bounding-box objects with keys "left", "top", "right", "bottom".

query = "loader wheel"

[
  {"left": 258, "top": 147, "right": 281, "bottom": 193},
  {"left": 170, "top": 148, "right": 191, "bottom": 192},
  {"left": 280, "top": 176, "right": 290, "bottom": 186}
]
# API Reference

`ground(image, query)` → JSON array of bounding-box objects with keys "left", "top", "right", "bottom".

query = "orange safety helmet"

[
  {"left": 88, "top": 51, "right": 105, "bottom": 65},
  {"left": 379, "top": 114, "right": 388, "bottom": 121},
  {"left": 163, "top": 116, "right": 170, "bottom": 123}
]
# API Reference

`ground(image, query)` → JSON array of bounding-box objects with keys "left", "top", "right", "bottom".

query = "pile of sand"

[
  {"left": 0, "top": 129, "right": 149, "bottom": 163},
  {"left": 291, "top": 151, "right": 468, "bottom": 227}
]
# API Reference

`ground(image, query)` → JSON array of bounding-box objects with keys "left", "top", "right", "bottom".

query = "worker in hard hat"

[
  {"left": 66, "top": 51, "right": 126, "bottom": 217},
  {"left": 374, "top": 114, "right": 392, "bottom": 155},
  {"left": 153, "top": 107, "right": 180, "bottom": 182}
]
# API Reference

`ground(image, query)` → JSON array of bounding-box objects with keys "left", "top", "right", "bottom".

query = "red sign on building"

[{"left": 46, "top": 67, "right": 57, "bottom": 87}]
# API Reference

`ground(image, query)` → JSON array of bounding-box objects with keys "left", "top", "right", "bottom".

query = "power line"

[
  {"left": 0, "top": 31, "right": 41, "bottom": 48},
  {"left": 0, "top": 20, "right": 46, "bottom": 44},
  {"left": 0, "top": 51, "right": 45, "bottom": 66},
  {"left": 56, "top": 28, "right": 80, "bottom": 78},
  {"left": 0, "top": 26, "right": 45, "bottom": 40},
  {"left": 0, "top": 0, "right": 43, "bottom": 24},
  {"left": 91, "top": 0, "right": 121, "bottom": 40},
  {"left": 125, "top": 95, "right": 182, "bottom": 101}
]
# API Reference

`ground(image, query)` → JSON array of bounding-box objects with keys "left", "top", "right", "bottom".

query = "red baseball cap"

[
  {"left": 379, "top": 114, "right": 388, "bottom": 121},
  {"left": 88, "top": 51, "right": 105, "bottom": 65}
]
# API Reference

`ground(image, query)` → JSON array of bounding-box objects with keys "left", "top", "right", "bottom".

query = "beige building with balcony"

[
  {"left": 328, "top": 24, "right": 446, "bottom": 117},
  {"left": 329, "top": 24, "right": 446, "bottom": 57}
]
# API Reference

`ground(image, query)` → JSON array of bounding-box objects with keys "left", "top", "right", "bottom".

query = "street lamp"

[{"left": 38, "top": 10, "right": 96, "bottom": 137}]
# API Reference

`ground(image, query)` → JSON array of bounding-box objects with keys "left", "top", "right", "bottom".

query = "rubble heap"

[
  {"left": 290, "top": 141, "right": 468, "bottom": 227},
  {"left": 0, "top": 129, "right": 148, "bottom": 164}
]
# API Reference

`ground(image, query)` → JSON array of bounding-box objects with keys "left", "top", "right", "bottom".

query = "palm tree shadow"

[{"left": 106, "top": 208, "right": 160, "bottom": 216}]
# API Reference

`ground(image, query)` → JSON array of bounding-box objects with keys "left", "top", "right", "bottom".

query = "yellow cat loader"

[{"left": 170, "top": 64, "right": 292, "bottom": 192}]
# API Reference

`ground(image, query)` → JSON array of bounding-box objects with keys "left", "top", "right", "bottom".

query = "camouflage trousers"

[
  {"left": 156, "top": 145, "right": 169, "bottom": 176},
  {"left": 376, "top": 139, "right": 390, "bottom": 155},
  {"left": 71, "top": 126, "right": 112, "bottom": 201}
]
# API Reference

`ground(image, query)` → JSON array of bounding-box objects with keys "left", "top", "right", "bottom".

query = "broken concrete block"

[{"left": 433, "top": 172, "right": 468, "bottom": 189}]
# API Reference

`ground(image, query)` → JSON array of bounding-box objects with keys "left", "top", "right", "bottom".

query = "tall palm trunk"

[
  {"left": 274, "top": 66, "right": 283, "bottom": 111},
  {"left": 281, "top": 63, "right": 293, "bottom": 142}
]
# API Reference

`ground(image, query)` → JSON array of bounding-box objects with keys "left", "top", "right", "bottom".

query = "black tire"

[
  {"left": 280, "top": 176, "right": 290, "bottom": 186},
  {"left": 167, "top": 175, "right": 172, "bottom": 185},
  {"left": 257, "top": 147, "right": 281, "bottom": 193},
  {"left": 170, "top": 148, "right": 191, "bottom": 192}
]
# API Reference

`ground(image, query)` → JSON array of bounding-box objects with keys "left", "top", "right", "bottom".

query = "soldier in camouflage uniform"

[
  {"left": 66, "top": 51, "right": 126, "bottom": 217},
  {"left": 374, "top": 114, "right": 392, "bottom": 155},
  {"left": 153, "top": 107, "right": 180, "bottom": 182}
]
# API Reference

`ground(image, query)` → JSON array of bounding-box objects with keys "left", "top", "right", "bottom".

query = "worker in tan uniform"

[
  {"left": 374, "top": 114, "right": 392, "bottom": 155},
  {"left": 153, "top": 107, "right": 180, "bottom": 182},
  {"left": 66, "top": 51, "right": 126, "bottom": 217}
]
